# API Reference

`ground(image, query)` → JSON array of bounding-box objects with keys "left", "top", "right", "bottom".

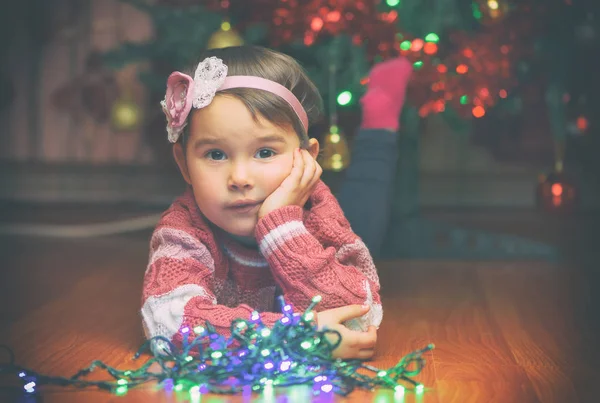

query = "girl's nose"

[{"left": 227, "top": 162, "right": 254, "bottom": 190}]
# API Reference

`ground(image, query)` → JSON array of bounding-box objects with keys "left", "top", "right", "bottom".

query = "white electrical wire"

[{"left": 0, "top": 213, "right": 162, "bottom": 238}]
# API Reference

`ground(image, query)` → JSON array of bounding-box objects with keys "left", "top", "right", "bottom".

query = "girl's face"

[{"left": 173, "top": 95, "right": 303, "bottom": 238}]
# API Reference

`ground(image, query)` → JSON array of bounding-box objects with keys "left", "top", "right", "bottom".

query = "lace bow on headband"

[{"left": 160, "top": 56, "right": 308, "bottom": 143}]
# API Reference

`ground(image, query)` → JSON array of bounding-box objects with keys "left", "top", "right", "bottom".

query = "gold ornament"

[
  {"left": 207, "top": 21, "right": 244, "bottom": 49},
  {"left": 110, "top": 95, "right": 141, "bottom": 132},
  {"left": 318, "top": 125, "right": 351, "bottom": 172},
  {"left": 484, "top": 0, "right": 509, "bottom": 21}
]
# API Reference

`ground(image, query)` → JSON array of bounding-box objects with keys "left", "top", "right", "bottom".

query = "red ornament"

[{"left": 536, "top": 172, "right": 577, "bottom": 213}]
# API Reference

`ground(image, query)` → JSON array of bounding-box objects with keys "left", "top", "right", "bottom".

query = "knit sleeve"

[
  {"left": 141, "top": 224, "right": 282, "bottom": 349},
  {"left": 254, "top": 205, "right": 382, "bottom": 332}
]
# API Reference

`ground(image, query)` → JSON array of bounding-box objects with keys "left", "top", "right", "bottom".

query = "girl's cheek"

[{"left": 262, "top": 162, "right": 290, "bottom": 187}]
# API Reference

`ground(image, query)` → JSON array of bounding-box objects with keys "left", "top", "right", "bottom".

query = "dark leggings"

[{"left": 336, "top": 129, "right": 398, "bottom": 258}]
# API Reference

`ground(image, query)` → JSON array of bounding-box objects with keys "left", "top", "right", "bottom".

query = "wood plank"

[
  {"left": 374, "top": 292, "right": 439, "bottom": 403},
  {"left": 2, "top": 228, "right": 598, "bottom": 402},
  {"left": 377, "top": 260, "right": 540, "bottom": 401},
  {"left": 435, "top": 378, "right": 540, "bottom": 403},
  {"left": 2, "top": 236, "right": 436, "bottom": 402},
  {"left": 478, "top": 263, "right": 597, "bottom": 402},
  {"left": 379, "top": 261, "right": 524, "bottom": 367}
]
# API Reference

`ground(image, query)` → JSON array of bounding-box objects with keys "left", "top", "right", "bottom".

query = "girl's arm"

[
  {"left": 255, "top": 193, "right": 382, "bottom": 332},
  {"left": 141, "top": 225, "right": 282, "bottom": 346}
]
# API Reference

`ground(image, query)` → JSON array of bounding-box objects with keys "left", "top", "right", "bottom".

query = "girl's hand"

[
  {"left": 317, "top": 305, "right": 378, "bottom": 360},
  {"left": 258, "top": 148, "right": 322, "bottom": 218}
]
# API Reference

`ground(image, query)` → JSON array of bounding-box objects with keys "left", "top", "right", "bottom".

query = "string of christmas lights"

[{"left": 0, "top": 296, "right": 433, "bottom": 399}]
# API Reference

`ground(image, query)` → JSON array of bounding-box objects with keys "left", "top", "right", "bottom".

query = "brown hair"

[{"left": 181, "top": 46, "right": 323, "bottom": 148}]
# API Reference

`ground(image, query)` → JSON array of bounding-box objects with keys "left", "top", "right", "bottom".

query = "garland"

[{"left": 0, "top": 296, "right": 433, "bottom": 398}]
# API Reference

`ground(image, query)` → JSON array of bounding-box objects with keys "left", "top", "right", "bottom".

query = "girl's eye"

[
  {"left": 256, "top": 149, "right": 275, "bottom": 159},
  {"left": 207, "top": 150, "right": 226, "bottom": 160}
]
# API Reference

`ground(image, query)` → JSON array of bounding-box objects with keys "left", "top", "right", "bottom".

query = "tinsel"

[{"left": 0, "top": 296, "right": 433, "bottom": 398}]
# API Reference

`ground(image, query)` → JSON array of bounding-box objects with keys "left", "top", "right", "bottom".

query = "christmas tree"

[
  {"left": 104, "top": 0, "right": 584, "bottom": 259},
  {"left": 104, "top": 0, "right": 543, "bottom": 155}
]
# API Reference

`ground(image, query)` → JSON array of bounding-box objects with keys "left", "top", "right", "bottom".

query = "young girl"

[{"left": 141, "top": 46, "right": 411, "bottom": 360}]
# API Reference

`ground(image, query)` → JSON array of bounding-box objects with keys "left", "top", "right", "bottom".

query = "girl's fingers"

[
  {"left": 325, "top": 305, "right": 369, "bottom": 323},
  {"left": 305, "top": 158, "right": 321, "bottom": 191},
  {"left": 313, "top": 160, "right": 323, "bottom": 184},
  {"left": 355, "top": 326, "right": 378, "bottom": 349},
  {"left": 355, "top": 348, "right": 376, "bottom": 360},
  {"left": 288, "top": 148, "right": 304, "bottom": 186},
  {"left": 299, "top": 149, "right": 316, "bottom": 187}
]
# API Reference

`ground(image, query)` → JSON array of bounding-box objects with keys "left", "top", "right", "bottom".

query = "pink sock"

[{"left": 360, "top": 57, "right": 412, "bottom": 131}]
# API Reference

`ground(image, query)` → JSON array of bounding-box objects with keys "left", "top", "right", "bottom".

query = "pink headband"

[{"left": 160, "top": 56, "right": 308, "bottom": 143}]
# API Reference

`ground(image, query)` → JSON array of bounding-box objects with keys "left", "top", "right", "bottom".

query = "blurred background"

[{"left": 0, "top": 0, "right": 599, "bottom": 330}]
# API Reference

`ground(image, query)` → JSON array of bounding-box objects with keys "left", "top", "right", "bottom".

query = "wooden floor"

[{"left": 1, "top": 209, "right": 599, "bottom": 402}]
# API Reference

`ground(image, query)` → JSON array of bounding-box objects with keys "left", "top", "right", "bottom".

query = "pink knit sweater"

[{"left": 141, "top": 181, "right": 382, "bottom": 347}]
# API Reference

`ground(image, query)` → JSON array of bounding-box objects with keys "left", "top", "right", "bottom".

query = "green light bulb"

[
  {"left": 115, "top": 385, "right": 128, "bottom": 396},
  {"left": 337, "top": 91, "right": 353, "bottom": 106},
  {"left": 386, "top": 0, "right": 401, "bottom": 6},
  {"left": 425, "top": 33, "right": 439, "bottom": 43},
  {"left": 400, "top": 40, "right": 412, "bottom": 51}
]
